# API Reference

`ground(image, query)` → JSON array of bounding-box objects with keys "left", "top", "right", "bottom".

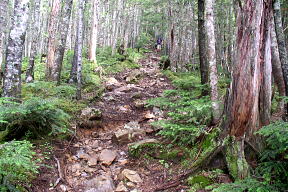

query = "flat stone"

[
  {"left": 99, "top": 149, "right": 117, "bottom": 166},
  {"left": 121, "top": 169, "right": 143, "bottom": 183},
  {"left": 115, "top": 181, "right": 128, "bottom": 192},
  {"left": 85, "top": 175, "right": 115, "bottom": 192}
]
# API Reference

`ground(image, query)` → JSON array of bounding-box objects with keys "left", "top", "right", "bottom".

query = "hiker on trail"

[{"left": 156, "top": 37, "right": 162, "bottom": 51}]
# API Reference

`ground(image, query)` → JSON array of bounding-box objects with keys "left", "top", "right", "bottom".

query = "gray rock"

[{"left": 85, "top": 175, "right": 115, "bottom": 192}]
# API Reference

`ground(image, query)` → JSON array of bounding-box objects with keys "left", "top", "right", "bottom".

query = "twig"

[{"left": 50, "top": 156, "right": 64, "bottom": 189}]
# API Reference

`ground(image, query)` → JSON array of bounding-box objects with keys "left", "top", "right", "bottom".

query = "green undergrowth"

[
  {"left": 0, "top": 140, "right": 40, "bottom": 192},
  {"left": 96, "top": 47, "right": 142, "bottom": 74},
  {"left": 147, "top": 71, "right": 212, "bottom": 145},
  {"left": 0, "top": 97, "right": 71, "bottom": 141},
  {"left": 129, "top": 143, "right": 189, "bottom": 162}
]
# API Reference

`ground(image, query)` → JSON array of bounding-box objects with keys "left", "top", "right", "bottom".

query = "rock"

[
  {"left": 121, "top": 169, "right": 143, "bottom": 183},
  {"left": 85, "top": 175, "right": 115, "bottom": 192},
  {"left": 124, "top": 121, "right": 140, "bottom": 130},
  {"left": 125, "top": 70, "right": 142, "bottom": 83},
  {"left": 99, "top": 149, "right": 117, "bottom": 166},
  {"left": 91, "top": 140, "right": 99, "bottom": 149},
  {"left": 128, "top": 139, "right": 160, "bottom": 148},
  {"left": 106, "top": 77, "right": 119, "bottom": 85},
  {"left": 144, "top": 112, "right": 155, "bottom": 119},
  {"left": 153, "top": 107, "right": 164, "bottom": 117},
  {"left": 81, "top": 107, "right": 102, "bottom": 121},
  {"left": 115, "top": 181, "right": 128, "bottom": 192},
  {"left": 71, "top": 163, "right": 82, "bottom": 172},
  {"left": 118, "top": 159, "right": 129, "bottom": 165},
  {"left": 114, "top": 86, "right": 131, "bottom": 93},
  {"left": 59, "top": 184, "right": 67, "bottom": 191},
  {"left": 87, "top": 154, "right": 98, "bottom": 167},
  {"left": 134, "top": 100, "right": 145, "bottom": 109},
  {"left": 131, "top": 92, "right": 142, "bottom": 99},
  {"left": 130, "top": 189, "right": 142, "bottom": 192},
  {"left": 112, "top": 129, "right": 145, "bottom": 144},
  {"left": 76, "top": 149, "right": 90, "bottom": 160},
  {"left": 126, "top": 182, "right": 136, "bottom": 188}
]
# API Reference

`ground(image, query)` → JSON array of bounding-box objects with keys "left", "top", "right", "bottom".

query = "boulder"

[
  {"left": 121, "top": 169, "right": 143, "bottom": 183},
  {"left": 99, "top": 149, "right": 117, "bottom": 166}
]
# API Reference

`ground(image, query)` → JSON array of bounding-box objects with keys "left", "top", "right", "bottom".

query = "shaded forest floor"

[{"left": 31, "top": 52, "right": 198, "bottom": 192}]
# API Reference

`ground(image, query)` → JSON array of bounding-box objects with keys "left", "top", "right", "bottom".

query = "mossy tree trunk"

[{"left": 221, "top": 0, "right": 273, "bottom": 179}]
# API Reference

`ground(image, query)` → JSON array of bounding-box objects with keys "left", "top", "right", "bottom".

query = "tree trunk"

[
  {"left": 271, "top": 20, "right": 286, "bottom": 112},
  {"left": 3, "top": 0, "right": 30, "bottom": 98},
  {"left": 222, "top": 0, "right": 273, "bottom": 179},
  {"left": 198, "top": 0, "right": 209, "bottom": 96},
  {"left": 205, "top": 0, "right": 220, "bottom": 124},
  {"left": 273, "top": 0, "right": 288, "bottom": 117},
  {"left": 88, "top": 0, "right": 99, "bottom": 63},
  {"left": 53, "top": 0, "right": 73, "bottom": 84},
  {"left": 75, "top": 0, "right": 84, "bottom": 100},
  {"left": 26, "top": 0, "right": 41, "bottom": 83},
  {"left": 46, "top": 0, "right": 60, "bottom": 81},
  {"left": 0, "top": 0, "right": 8, "bottom": 86}
]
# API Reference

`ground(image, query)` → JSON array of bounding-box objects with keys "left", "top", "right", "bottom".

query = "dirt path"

[{"left": 32, "top": 52, "right": 191, "bottom": 192}]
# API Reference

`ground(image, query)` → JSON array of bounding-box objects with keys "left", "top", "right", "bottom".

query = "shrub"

[
  {"left": 0, "top": 140, "right": 39, "bottom": 191},
  {"left": 0, "top": 97, "right": 70, "bottom": 141}
]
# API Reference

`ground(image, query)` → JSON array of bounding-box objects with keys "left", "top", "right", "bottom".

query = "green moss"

[
  {"left": 187, "top": 175, "right": 213, "bottom": 189},
  {"left": 225, "top": 137, "right": 249, "bottom": 180}
]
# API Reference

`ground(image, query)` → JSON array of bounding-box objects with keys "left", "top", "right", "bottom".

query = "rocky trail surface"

[{"left": 32, "top": 53, "right": 190, "bottom": 192}]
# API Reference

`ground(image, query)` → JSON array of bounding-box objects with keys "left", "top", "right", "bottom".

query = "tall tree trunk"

[
  {"left": 75, "top": 0, "right": 85, "bottom": 100},
  {"left": 26, "top": 0, "right": 41, "bottom": 83},
  {"left": 3, "top": 0, "right": 30, "bottom": 98},
  {"left": 198, "top": 0, "right": 209, "bottom": 96},
  {"left": 273, "top": 0, "right": 288, "bottom": 117},
  {"left": 88, "top": 0, "right": 99, "bottom": 63},
  {"left": 0, "top": 0, "right": 8, "bottom": 86},
  {"left": 46, "top": 0, "right": 60, "bottom": 81},
  {"left": 271, "top": 19, "right": 285, "bottom": 112},
  {"left": 205, "top": 0, "right": 220, "bottom": 124},
  {"left": 222, "top": 0, "right": 273, "bottom": 179},
  {"left": 53, "top": 0, "right": 73, "bottom": 84}
]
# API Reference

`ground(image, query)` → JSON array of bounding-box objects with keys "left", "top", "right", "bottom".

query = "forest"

[{"left": 0, "top": 0, "right": 288, "bottom": 191}]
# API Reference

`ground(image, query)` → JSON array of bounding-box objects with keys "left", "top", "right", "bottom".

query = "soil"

[{"left": 30, "top": 52, "right": 193, "bottom": 192}]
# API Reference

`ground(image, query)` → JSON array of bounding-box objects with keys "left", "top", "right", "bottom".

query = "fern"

[{"left": 0, "top": 97, "right": 71, "bottom": 141}]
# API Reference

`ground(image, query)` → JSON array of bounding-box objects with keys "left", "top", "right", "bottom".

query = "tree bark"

[
  {"left": 25, "top": 0, "right": 41, "bottom": 83},
  {"left": 205, "top": 0, "right": 220, "bottom": 124},
  {"left": 75, "top": 0, "right": 85, "bottom": 100},
  {"left": 53, "top": 0, "right": 73, "bottom": 84},
  {"left": 46, "top": 0, "right": 60, "bottom": 81},
  {"left": 3, "top": 0, "right": 30, "bottom": 98},
  {"left": 273, "top": 0, "right": 288, "bottom": 117},
  {"left": 198, "top": 0, "right": 209, "bottom": 96},
  {"left": 222, "top": 0, "right": 273, "bottom": 179},
  {"left": 88, "top": 0, "right": 99, "bottom": 63},
  {"left": 0, "top": 0, "right": 9, "bottom": 86},
  {"left": 271, "top": 19, "right": 285, "bottom": 112}
]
